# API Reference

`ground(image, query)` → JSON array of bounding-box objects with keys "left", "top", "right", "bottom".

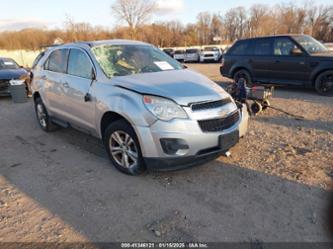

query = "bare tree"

[
  {"left": 222, "top": 7, "right": 247, "bottom": 42},
  {"left": 111, "top": 0, "right": 156, "bottom": 34},
  {"left": 196, "top": 12, "right": 212, "bottom": 45}
]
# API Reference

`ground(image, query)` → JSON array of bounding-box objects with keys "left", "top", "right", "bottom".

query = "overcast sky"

[{"left": 0, "top": 0, "right": 332, "bottom": 31}]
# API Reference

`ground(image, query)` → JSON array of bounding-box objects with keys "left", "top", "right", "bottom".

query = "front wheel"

[
  {"left": 315, "top": 71, "right": 333, "bottom": 96},
  {"left": 233, "top": 69, "right": 253, "bottom": 87},
  {"left": 103, "top": 120, "right": 145, "bottom": 175}
]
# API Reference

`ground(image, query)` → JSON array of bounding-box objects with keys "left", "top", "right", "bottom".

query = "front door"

[
  {"left": 62, "top": 48, "right": 96, "bottom": 132},
  {"left": 270, "top": 37, "right": 309, "bottom": 85}
]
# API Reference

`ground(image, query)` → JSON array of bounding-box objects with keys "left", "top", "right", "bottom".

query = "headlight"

[
  {"left": 143, "top": 95, "right": 188, "bottom": 121},
  {"left": 9, "top": 79, "right": 25, "bottom": 86}
]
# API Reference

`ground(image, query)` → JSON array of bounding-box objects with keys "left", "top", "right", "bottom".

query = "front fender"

[{"left": 95, "top": 85, "right": 157, "bottom": 138}]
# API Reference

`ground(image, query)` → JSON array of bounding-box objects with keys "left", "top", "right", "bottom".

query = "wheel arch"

[
  {"left": 231, "top": 66, "right": 252, "bottom": 79},
  {"left": 311, "top": 68, "right": 333, "bottom": 86},
  {"left": 32, "top": 92, "right": 41, "bottom": 103},
  {"left": 100, "top": 111, "right": 133, "bottom": 139}
]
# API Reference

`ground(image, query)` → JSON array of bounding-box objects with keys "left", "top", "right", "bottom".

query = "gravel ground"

[
  {"left": 0, "top": 63, "right": 332, "bottom": 243},
  {"left": 189, "top": 63, "right": 333, "bottom": 190}
]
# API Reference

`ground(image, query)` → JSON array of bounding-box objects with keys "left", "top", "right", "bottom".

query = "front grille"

[
  {"left": 191, "top": 98, "right": 232, "bottom": 111},
  {"left": 0, "top": 80, "right": 10, "bottom": 91},
  {"left": 198, "top": 111, "right": 240, "bottom": 132}
]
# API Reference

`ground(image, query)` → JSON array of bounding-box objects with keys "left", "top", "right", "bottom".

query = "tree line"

[{"left": 0, "top": 1, "right": 332, "bottom": 51}]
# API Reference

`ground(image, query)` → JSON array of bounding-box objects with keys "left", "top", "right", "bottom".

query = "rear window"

[
  {"left": 254, "top": 39, "right": 273, "bottom": 56},
  {"left": 229, "top": 40, "right": 251, "bottom": 55},
  {"left": 204, "top": 47, "right": 219, "bottom": 52},
  {"left": 0, "top": 58, "right": 19, "bottom": 70},
  {"left": 45, "top": 49, "right": 69, "bottom": 73}
]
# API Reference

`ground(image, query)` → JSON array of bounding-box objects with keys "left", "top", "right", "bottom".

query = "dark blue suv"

[{"left": 221, "top": 35, "right": 333, "bottom": 95}]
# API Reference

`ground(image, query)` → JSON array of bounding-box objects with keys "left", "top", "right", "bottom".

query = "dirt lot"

[{"left": 0, "top": 63, "right": 332, "bottom": 243}]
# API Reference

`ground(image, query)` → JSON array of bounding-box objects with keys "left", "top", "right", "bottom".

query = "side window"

[
  {"left": 229, "top": 40, "right": 251, "bottom": 55},
  {"left": 274, "top": 38, "right": 298, "bottom": 56},
  {"left": 68, "top": 49, "right": 93, "bottom": 79},
  {"left": 45, "top": 49, "right": 69, "bottom": 73},
  {"left": 254, "top": 39, "right": 273, "bottom": 56}
]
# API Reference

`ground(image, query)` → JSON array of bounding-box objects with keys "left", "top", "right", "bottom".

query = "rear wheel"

[
  {"left": 34, "top": 97, "right": 58, "bottom": 132},
  {"left": 103, "top": 120, "right": 145, "bottom": 175},
  {"left": 251, "top": 101, "right": 263, "bottom": 115},
  {"left": 315, "top": 71, "right": 333, "bottom": 96},
  {"left": 233, "top": 69, "right": 253, "bottom": 87}
]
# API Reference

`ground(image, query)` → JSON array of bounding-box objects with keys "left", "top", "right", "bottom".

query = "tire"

[
  {"left": 34, "top": 97, "right": 59, "bottom": 132},
  {"left": 233, "top": 69, "right": 253, "bottom": 87},
  {"left": 315, "top": 71, "right": 333, "bottom": 96},
  {"left": 251, "top": 101, "right": 263, "bottom": 115},
  {"left": 262, "top": 100, "right": 270, "bottom": 111},
  {"left": 103, "top": 119, "right": 145, "bottom": 175}
]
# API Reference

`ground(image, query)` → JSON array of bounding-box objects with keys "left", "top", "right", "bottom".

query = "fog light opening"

[{"left": 160, "top": 138, "right": 189, "bottom": 155}]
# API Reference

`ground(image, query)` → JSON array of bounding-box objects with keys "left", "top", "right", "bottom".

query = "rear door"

[
  {"left": 43, "top": 49, "right": 69, "bottom": 118},
  {"left": 62, "top": 48, "right": 96, "bottom": 131},
  {"left": 270, "top": 37, "right": 309, "bottom": 84},
  {"left": 251, "top": 38, "right": 274, "bottom": 82}
]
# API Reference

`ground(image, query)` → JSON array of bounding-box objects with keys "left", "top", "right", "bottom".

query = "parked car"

[
  {"left": 163, "top": 48, "right": 175, "bottom": 58},
  {"left": 184, "top": 48, "right": 201, "bottom": 62},
  {"left": 173, "top": 49, "right": 185, "bottom": 62},
  {"left": 221, "top": 35, "right": 333, "bottom": 95},
  {"left": 0, "top": 57, "right": 30, "bottom": 96},
  {"left": 200, "top": 47, "right": 223, "bottom": 62},
  {"left": 31, "top": 40, "right": 249, "bottom": 175}
]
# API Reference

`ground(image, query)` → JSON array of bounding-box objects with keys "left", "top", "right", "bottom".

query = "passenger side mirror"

[{"left": 291, "top": 47, "right": 303, "bottom": 56}]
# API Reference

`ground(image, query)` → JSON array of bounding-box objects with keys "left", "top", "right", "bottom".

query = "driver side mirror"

[
  {"left": 91, "top": 69, "right": 96, "bottom": 81},
  {"left": 291, "top": 47, "right": 303, "bottom": 56}
]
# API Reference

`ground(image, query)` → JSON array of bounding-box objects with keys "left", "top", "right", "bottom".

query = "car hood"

[
  {"left": 0, "top": 68, "right": 28, "bottom": 80},
  {"left": 112, "top": 69, "right": 230, "bottom": 106}
]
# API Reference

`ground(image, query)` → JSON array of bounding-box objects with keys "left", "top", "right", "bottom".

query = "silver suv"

[{"left": 32, "top": 40, "right": 249, "bottom": 175}]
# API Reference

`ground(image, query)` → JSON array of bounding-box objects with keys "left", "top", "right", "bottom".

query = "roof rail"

[
  {"left": 74, "top": 41, "right": 93, "bottom": 47},
  {"left": 39, "top": 44, "right": 63, "bottom": 49}
]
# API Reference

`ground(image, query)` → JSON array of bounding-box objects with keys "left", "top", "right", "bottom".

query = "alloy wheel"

[
  {"left": 318, "top": 74, "right": 333, "bottom": 94},
  {"left": 36, "top": 103, "right": 47, "bottom": 128},
  {"left": 109, "top": 131, "right": 138, "bottom": 169}
]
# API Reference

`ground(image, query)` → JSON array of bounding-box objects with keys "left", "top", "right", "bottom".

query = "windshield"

[
  {"left": 293, "top": 36, "right": 329, "bottom": 54},
  {"left": 0, "top": 58, "right": 20, "bottom": 70},
  {"left": 186, "top": 49, "right": 199, "bottom": 54},
  {"left": 204, "top": 47, "right": 219, "bottom": 52},
  {"left": 92, "top": 45, "right": 183, "bottom": 77},
  {"left": 174, "top": 50, "right": 184, "bottom": 54}
]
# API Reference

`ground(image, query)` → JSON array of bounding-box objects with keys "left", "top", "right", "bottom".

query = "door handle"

[{"left": 62, "top": 82, "right": 69, "bottom": 88}]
